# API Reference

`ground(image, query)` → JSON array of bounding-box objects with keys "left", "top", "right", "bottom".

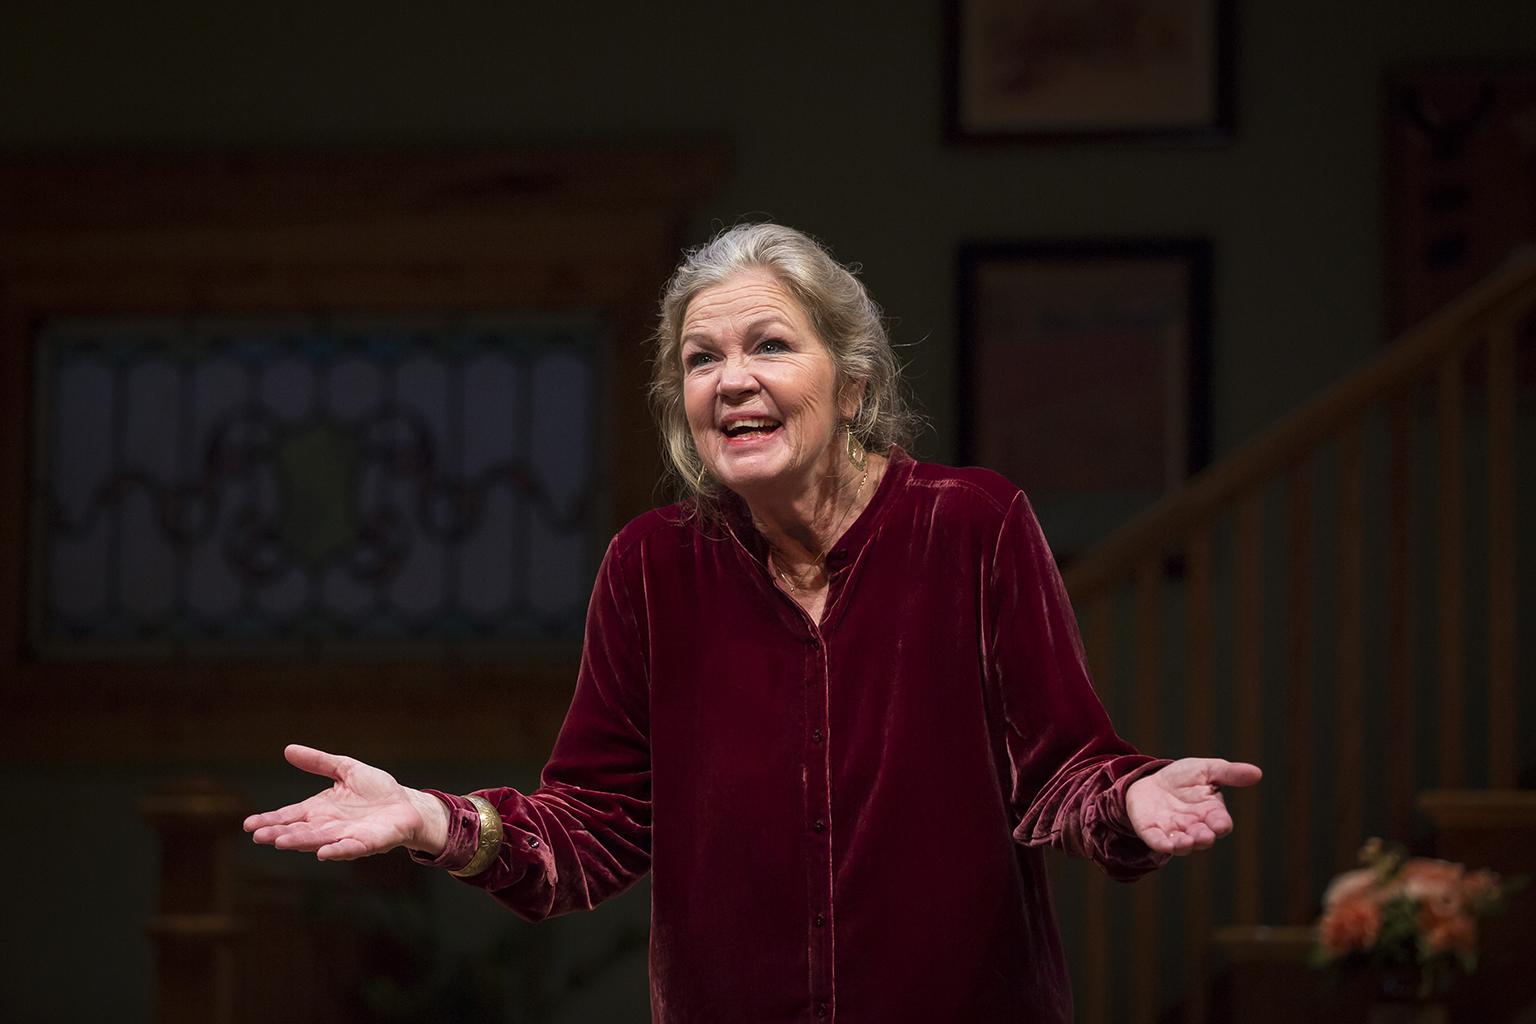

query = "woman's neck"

[{"left": 745, "top": 451, "right": 887, "bottom": 570}]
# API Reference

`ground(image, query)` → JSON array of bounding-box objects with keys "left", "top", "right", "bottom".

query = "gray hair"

[{"left": 648, "top": 222, "right": 919, "bottom": 511}]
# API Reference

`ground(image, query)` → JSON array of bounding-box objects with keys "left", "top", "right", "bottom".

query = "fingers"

[
  {"left": 1159, "top": 825, "right": 1218, "bottom": 856},
  {"left": 243, "top": 800, "right": 311, "bottom": 832},
  {"left": 1138, "top": 823, "right": 1172, "bottom": 853},
  {"left": 1184, "top": 822, "right": 1217, "bottom": 848},
  {"left": 317, "top": 837, "right": 373, "bottom": 861},
  {"left": 243, "top": 746, "right": 347, "bottom": 833},
  {"left": 258, "top": 821, "right": 359, "bottom": 854},
  {"left": 251, "top": 821, "right": 333, "bottom": 849},
  {"left": 1205, "top": 759, "right": 1263, "bottom": 788},
  {"left": 284, "top": 744, "right": 352, "bottom": 780},
  {"left": 1142, "top": 826, "right": 1199, "bottom": 855},
  {"left": 1203, "top": 805, "right": 1234, "bottom": 837},
  {"left": 1140, "top": 813, "right": 1232, "bottom": 856}
]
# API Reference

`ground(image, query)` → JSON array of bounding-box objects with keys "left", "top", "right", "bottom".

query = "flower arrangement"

[{"left": 1313, "top": 839, "right": 1520, "bottom": 999}]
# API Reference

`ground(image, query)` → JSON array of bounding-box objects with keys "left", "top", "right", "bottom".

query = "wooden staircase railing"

[{"left": 1050, "top": 249, "right": 1536, "bottom": 1024}]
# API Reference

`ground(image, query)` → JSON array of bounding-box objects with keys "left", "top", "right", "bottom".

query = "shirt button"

[
  {"left": 816, "top": 1003, "right": 829, "bottom": 1017},
  {"left": 814, "top": 913, "right": 825, "bottom": 927},
  {"left": 811, "top": 728, "right": 823, "bottom": 744},
  {"left": 804, "top": 636, "right": 820, "bottom": 649},
  {"left": 812, "top": 819, "right": 826, "bottom": 833}
]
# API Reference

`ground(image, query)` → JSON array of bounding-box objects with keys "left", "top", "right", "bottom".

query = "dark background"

[{"left": 3, "top": 2, "right": 1533, "bottom": 1021}]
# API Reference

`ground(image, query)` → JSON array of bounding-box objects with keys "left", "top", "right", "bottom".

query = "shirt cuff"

[{"left": 407, "top": 790, "right": 482, "bottom": 873}]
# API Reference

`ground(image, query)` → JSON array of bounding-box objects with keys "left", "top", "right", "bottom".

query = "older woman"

[{"left": 246, "top": 223, "right": 1260, "bottom": 1022}]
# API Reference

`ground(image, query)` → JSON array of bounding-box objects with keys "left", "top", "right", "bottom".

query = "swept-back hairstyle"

[{"left": 648, "top": 222, "right": 919, "bottom": 512}]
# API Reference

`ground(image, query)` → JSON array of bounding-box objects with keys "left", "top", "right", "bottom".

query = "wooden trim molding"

[{"left": 1418, "top": 789, "right": 1536, "bottom": 829}]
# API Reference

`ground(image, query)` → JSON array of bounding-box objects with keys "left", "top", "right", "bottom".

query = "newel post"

[{"left": 141, "top": 778, "right": 246, "bottom": 1024}]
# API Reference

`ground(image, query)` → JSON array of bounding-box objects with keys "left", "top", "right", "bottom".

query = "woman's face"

[{"left": 680, "top": 268, "right": 854, "bottom": 503}]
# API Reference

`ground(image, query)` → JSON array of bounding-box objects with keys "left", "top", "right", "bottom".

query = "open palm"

[
  {"left": 1125, "top": 757, "right": 1262, "bottom": 856},
  {"left": 243, "top": 744, "right": 435, "bottom": 861}
]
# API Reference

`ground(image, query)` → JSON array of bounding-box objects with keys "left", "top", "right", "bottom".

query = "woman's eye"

[
  {"left": 758, "top": 338, "right": 788, "bottom": 353},
  {"left": 684, "top": 351, "right": 715, "bottom": 369}
]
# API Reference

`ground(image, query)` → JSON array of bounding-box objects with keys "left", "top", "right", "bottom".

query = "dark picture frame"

[
  {"left": 957, "top": 240, "right": 1213, "bottom": 564},
  {"left": 944, "top": 0, "right": 1235, "bottom": 143},
  {"left": 1384, "top": 62, "right": 1536, "bottom": 338}
]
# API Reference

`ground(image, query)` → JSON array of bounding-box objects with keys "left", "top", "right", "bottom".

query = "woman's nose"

[{"left": 716, "top": 357, "right": 758, "bottom": 396}]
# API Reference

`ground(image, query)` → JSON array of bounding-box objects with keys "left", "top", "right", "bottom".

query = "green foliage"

[{"left": 1371, "top": 895, "right": 1422, "bottom": 969}]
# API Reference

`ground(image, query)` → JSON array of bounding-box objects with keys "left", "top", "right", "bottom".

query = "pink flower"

[
  {"left": 1315, "top": 845, "right": 1502, "bottom": 973},
  {"left": 1401, "top": 858, "right": 1466, "bottom": 919},
  {"left": 1323, "top": 867, "right": 1378, "bottom": 908},
  {"left": 1320, "top": 897, "right": 1382, "bottom": 955},
  {"left": 1421, "top": 910, "right": 1476, "bottom": 954},
  {"left": 1400, "top": 858, "right": 1464, "bottom": 892},
  {"left": 1462, "top": 869, "right": 1501, "bottom": 908}
]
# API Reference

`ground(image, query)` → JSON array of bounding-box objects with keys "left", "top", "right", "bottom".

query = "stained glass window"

[{"left": 30, "top": 317, "right": 605, "bottom": 656}]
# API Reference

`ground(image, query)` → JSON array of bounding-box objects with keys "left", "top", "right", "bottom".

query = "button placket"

[{"left": 800, "top": 625, "right": 835, "bottom": 1021}]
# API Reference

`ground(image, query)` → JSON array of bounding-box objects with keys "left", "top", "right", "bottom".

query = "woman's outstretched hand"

[
  {"left": 243, "top": 744, "right": 449, "bottom": 861},
  {"left": 1126, "top": 757, "right": 1262, "bottom": 856}
]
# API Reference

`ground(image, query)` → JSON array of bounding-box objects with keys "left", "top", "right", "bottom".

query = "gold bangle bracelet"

[{"left": 449, "top": 794, "right": 504, "bottom": 879}]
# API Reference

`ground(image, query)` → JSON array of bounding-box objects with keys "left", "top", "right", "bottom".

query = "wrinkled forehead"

[{"left": 681, "top": 267, "right": 816, "bottom": 339}]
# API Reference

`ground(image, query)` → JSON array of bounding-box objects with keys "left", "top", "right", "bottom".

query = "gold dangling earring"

[{"left": 845, "top": 424, "right": 868, "bottom": 472}]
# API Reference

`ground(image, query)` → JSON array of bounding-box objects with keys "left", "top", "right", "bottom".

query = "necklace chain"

[{"left": 769, "top": 464, "right": 870, "bottom": 593}]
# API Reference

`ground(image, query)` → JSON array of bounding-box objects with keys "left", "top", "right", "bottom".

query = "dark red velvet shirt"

[{"left": 422, "top": 451, "right": 1169, "bottom": 1022}]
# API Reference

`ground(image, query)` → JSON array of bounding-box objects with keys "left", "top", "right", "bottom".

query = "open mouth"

[{"left": 721, "top": 418, "right": 783, "bottom": 439}]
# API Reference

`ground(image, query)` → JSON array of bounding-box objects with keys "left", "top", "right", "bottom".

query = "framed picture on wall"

[
  {"left": 957, "top": 240, "right": 1213, "bottom": 563},
  {"left": 1385, "top": 63, "right": 1536, "bottom": 337},
  {"left": 945, "top": 0, "right": 1235, "bottom": 142}
]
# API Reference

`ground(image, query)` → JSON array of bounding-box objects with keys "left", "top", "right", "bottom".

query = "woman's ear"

[{"left": 837, "top": 377, "right": 866, "bottom": 422}]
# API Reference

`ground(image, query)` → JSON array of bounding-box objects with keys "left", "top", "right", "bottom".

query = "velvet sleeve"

[
  {"left": 983, "top": 490, "right": 1170, "bottom": 882},
  {"left": 414, "top": 535, "right": 653, "bottom": 920}
]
